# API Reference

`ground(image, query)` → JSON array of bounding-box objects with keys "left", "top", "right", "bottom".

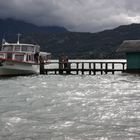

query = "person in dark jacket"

[{"left": 64, "top": 56, "right": 68, "bottom": 69}]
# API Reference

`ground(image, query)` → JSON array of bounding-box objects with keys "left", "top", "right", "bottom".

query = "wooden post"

[
  {"left": 100, "top": 63, "right": 103, "bottom": 75},
  {"left": 45, "top": 70, "right": 48, "bottom": 75},
  {"left": 40, "top": 63, "right": 45, "bottom": 74},
  {"left": 93, "top": 63, "right": 96, "bottom": 75},
  {"left": 66, "top": 62, "right": 71, "bottom": 74},
  {"left": 105, "top": 63, "right": 108, "bottom": 74},
  {"left": 39, "top": 55, "right": 45, "bottom": 74},
  {"left": 122, "top": 63, "right": 125, "bottom": 71},
  {"left": 81, "top": 62, "right": 84, "bottom": 75},
  {"left": 59, "top": 61, "right": 63, "bottom": 75},
  {"left": 55, "top": 70, "right": 57, "bottom": 75},
  {"left": 59, "top": 56, "right": 64, "bottom": 74},
  {"left": 89, "top": 62, "right": 91, "bottom": 75},
  {"left": 59, "top": 67, "right": 63, "bottom": 74},
  {"left": 112, "top": 63, "right": 115, "bottom": 74},
  {"left": 76, "top": 62, "right": 79, "bottom": 74}
]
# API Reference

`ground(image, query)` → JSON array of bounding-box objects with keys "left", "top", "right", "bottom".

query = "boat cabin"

[
  {"left": 1, "top": 44, "right": 39, "bottom": 52},
  {"left": 0, "top": 43, "right": 48, "bottom": 63}
]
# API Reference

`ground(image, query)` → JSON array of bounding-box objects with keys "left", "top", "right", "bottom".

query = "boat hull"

[{"left": 0, "top": 61, "right": 39, "bottom": 76}]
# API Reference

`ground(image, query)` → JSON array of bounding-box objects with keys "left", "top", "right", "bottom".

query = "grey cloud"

[{"left": 0, "top": 0, "right": 139, "bottom": 32}]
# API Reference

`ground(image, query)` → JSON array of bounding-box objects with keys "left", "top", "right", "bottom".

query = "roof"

[
  {"left": 2, "top": 43, "right": 39, "bottom": 47},
  {"left": 117, "top": 40, "right": 140, "bottom": 52},
  {"left": 40, "top": 51, "right": 51, "bottom": 56}
]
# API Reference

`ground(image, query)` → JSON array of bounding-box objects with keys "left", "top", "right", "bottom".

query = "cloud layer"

[{"left": 0, "top": 0, "right": 140, "bottom": 32}]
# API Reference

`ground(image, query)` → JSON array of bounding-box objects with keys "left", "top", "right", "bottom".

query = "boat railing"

[{"left": 0, "top": 52, "right": 36, "bottom": 63}]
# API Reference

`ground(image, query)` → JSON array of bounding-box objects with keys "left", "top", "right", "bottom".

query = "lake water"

[{"left": 0, "top": 60, "right": 140, "bottom": 140}]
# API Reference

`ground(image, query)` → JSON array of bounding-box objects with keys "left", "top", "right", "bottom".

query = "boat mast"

[
  {"left": 17, "top": 33, "right": 21, "bottom": 44},
  {"left": 2, "top": 38, "right": 6, "bottom": 45}
]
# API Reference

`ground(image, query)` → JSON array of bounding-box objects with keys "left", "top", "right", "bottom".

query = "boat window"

[
  {"left": 15, "top": 54, "right": 24, "bottom": 61},
  {"left": 21, "top": 46, "right": 27, "bottom": 52},
  {"left": 7, "top": 53, "right": 13, "bottom": 59},
  {"left": 0, "top": 53, "right": 4, "bottom": 58},
  {"left": 3, "top": 45, "right": 13, "bottom": 52},
  {"left": 27, "top": 46, "right": 34, "bottom": 52},
  {"left": 28, "top": 54, "right": 35, "bottom": 61},
  {"left": 21, "top": 46, "right": 34, "bottom": 52},
  {"left": 14, "top": 46, "right": 20, "bottom": 51}
]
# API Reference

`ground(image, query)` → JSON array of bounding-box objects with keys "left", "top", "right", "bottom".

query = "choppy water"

[{"left": 0, "top": 73, "right": 140, "bottom": 140}]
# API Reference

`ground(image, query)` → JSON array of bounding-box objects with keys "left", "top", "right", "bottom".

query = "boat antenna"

[
  {"left": 2, "top": 34, "right": 6, "bottom": 45},
  {"left": 17, "top": 33, "right": 21, "bottom": 44}
]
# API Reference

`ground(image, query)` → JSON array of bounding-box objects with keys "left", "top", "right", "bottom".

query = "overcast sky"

[{"left": 0, "top": 0, "right": 140, "bottom": 32}]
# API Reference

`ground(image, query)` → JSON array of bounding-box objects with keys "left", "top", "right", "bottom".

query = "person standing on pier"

[{"left": 64, "top": 56, "right": 69, "bottom": 69}]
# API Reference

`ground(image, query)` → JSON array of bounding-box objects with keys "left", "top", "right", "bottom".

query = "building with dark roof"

[{"left": 117, "top": 40, "right": 140, "bottom": 73}]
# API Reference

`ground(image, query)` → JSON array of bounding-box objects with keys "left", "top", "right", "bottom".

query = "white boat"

[{"left": 0, "top": 35, "right": 51, "bottom": 76}]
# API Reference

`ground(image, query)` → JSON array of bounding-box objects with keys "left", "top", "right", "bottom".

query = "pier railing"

[{"left": 42, "top": 60, "right": 127, "bottom": 75}]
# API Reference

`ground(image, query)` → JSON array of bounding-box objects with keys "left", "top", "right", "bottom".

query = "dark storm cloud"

[{"left": 0, "top": 0, "right": 140, "bottom": 32}]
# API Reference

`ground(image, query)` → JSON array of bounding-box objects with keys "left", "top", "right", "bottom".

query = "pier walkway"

[{"left": 41, "top": 60, "right": 127, "bottom": 75}]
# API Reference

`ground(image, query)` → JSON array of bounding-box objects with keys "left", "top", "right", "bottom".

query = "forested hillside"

[{"left": 1, "top": 19, "right": 140, "bottom": 59}]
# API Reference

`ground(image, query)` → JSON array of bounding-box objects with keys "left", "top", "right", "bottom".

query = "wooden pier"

[{"left": 41, "top": 61, "right": 127, "bottom": 75}]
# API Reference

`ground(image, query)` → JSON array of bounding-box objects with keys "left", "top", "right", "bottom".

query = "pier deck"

[{"left": 42, "top": 61, "right": 127, "bottom": 75}]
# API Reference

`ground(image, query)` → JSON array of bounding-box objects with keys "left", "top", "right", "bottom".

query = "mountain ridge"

[
  {"left": 0, "top": 18, "right": 67, "bottom": 38},
  {"left": 0, "top": 18, "right": 140, "bottom": 58}
]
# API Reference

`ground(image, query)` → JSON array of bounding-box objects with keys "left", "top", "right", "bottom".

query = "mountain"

[
  {"left": 0, "top": 18, "right": 67, "bottom": 40},
  {"left": 21, "top": 23, "right": 140, "bottom": 59},
  {"left": 0, "top": 18, "right": 140, "bottom": 59}
]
